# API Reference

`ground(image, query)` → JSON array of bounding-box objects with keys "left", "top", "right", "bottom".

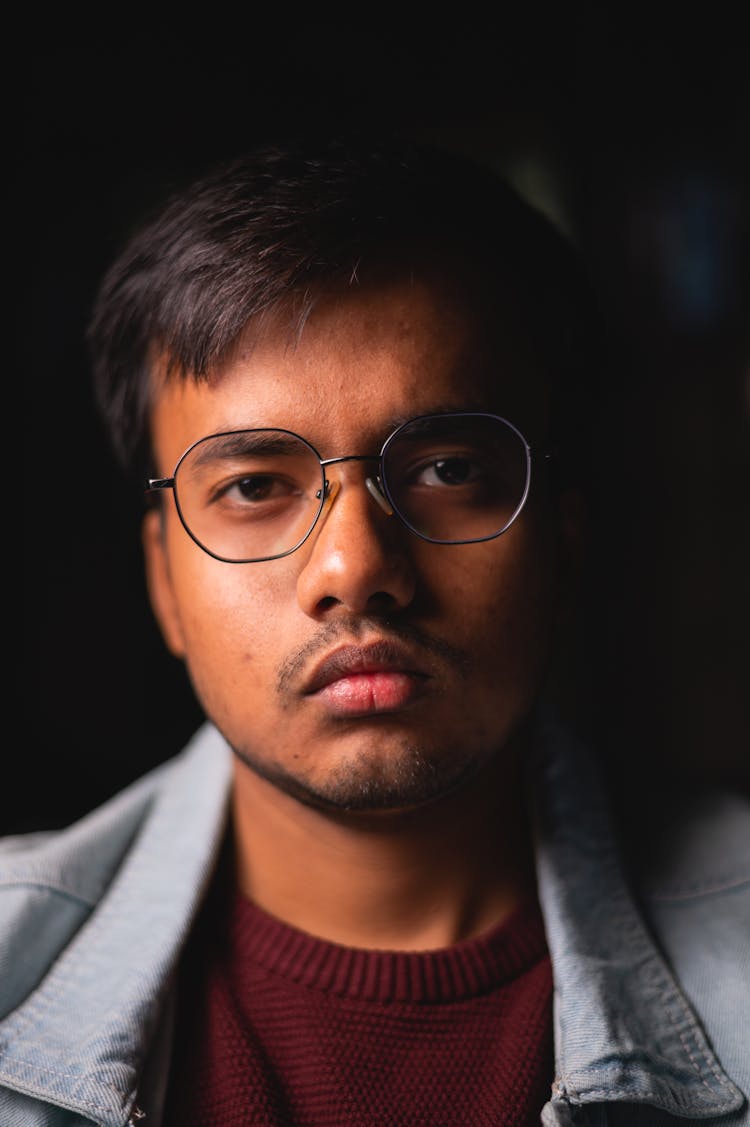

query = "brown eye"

[
  {"left": 231, "top": 475, "right": 282, "bottom": 501},
  {"left": 416, "top": 457, "right": 482, "bottom": 486}
]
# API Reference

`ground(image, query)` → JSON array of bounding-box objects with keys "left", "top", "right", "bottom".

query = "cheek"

[
  {"left": 430, "top": 522, "right": 555, "bottom": 648},
  {"left": 168, "top": 535, "right": 293, "bottom": 683},
  {"left": 436, "top": 537, "right": 557, "bottom": 728}
]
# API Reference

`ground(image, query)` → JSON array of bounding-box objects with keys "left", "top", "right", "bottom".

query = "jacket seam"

[
  {"left": 0, "top": 880, "right": 97, "bottom": 910},
  {"left": 0, "top": 869, "right": 155, "bottom": 1074},
  {"left": 660, "top": 988, "right": 735, "bottom": 1094},
  {"left": 647, "top": 874, "right": 750, "bottom": 901},
  {"left": 572, "top": 1084, "right": 737, "bottom": 1110},
  {"left": 0, "top": 1055, "right": 124, "bottom": 1115}
]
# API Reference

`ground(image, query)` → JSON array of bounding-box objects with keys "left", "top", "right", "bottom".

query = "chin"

[{"left": 231, "top": 736, "right": 485, "bottom": 815}]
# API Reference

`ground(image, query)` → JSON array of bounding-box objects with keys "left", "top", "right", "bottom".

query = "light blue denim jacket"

[{"left": 1, "top": 716, "right": 748, "bottom": 1126}]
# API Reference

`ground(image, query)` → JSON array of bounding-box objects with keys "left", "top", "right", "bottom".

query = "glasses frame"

[{"left": 145, "top": 411, "right": 537, "bottom": 564}]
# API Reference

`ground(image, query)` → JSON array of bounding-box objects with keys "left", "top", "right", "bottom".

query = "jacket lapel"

[
  {"left": 0, "top": 726, "right": 231, "bottom": 1126},
  {"left": 532, "top": 708, "right": 745, "bottom": 1122}
]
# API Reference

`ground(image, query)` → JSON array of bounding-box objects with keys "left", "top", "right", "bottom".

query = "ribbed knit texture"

[{"left": 165, "top": 886, "right": 553, "bottom": 1126}]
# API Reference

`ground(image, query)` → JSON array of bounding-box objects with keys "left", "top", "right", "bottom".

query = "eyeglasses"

[{"left": 145, "top": 412, "right": 540, "bottom": 563}]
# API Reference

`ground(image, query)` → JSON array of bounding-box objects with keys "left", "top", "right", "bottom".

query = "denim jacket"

[{"left": 1, "top": 717, "right": 748, "bottom": 1126}]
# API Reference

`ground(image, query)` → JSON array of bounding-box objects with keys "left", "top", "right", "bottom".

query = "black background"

[{"left": 15, "top": 12, "right": 749, "bottom": 833}]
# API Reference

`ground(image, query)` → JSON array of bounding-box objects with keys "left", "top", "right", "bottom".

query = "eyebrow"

[
  {"left": 386, "top": 401, "right": 497, "bottom": 427},
  {"left": 188, "top": 430, "right": 311, "bottom": 468},
  {"left": 185, "top": 402, "right": 502, "bottom": 467},
  {"left": 393, "top": 414, "right": 478, "bottom": 438},
  {"left": 384, "top": 403, "right": 503, "bottom": 436}
]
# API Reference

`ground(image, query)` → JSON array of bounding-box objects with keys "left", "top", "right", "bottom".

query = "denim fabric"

[
  {"left": 0, "top": 728, "right": 232, "bottom": 1126},
  {"left": 532, "top": 710, "right": 749, "bottom": 1126},
  {"left": 0, "top": 716, "right": 747, "bottom": 1126}
]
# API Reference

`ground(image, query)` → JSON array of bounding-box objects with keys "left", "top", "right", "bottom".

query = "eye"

[
  {"left": 415, "top": 457, "right": 484, "bottom": 486},
  {"left": 227, "top": 475, "right": 288, "bottom": 502},
  {"left": 213, "top": 473, "right": 303, "bottom": 508}
]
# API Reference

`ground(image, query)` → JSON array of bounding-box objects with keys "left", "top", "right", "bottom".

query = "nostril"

[{"left": 368, "top": 591, "right": 398, "bottom": 611}]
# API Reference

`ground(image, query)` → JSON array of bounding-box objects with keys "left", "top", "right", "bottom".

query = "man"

[{"left": 2, "top": 139, "right": 748, "bottom": 1126}]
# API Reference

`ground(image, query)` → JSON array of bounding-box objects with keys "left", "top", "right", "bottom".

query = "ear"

[{"left": 142, "top": 509, "right": 187, "bottom": 658}]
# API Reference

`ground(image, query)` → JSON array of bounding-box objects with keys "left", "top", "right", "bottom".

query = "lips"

[{"left": 303, "top": 642, "right": 431, "bottom": 715}]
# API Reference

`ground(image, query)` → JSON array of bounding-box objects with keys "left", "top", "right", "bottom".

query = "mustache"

[{"left": 276, "top": 617, "right": 470, "bottom": 698}]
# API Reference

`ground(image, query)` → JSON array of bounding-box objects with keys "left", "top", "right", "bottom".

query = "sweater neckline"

[{"left": 229, "top": 893, "right": 548, "bottom": 1004}]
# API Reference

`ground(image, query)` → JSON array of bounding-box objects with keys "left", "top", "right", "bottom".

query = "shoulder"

[
  {"left": 0, "top": 724, "right": 232, "bottom": 1018},
  {"left": 619, "top": 784, "right": 749, "bottom": 990},
  {"left": 0, "top": 723, "right": 232, "bottom": 886},
  {"left": 627, "top": 786, "right": 750, "bottom": 901},
  {"left": 624, "top": 786, "right": 750, "bottom": 1122}
]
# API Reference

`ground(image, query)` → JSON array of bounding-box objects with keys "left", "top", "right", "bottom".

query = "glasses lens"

[
  {"left": 381, "top": 414, "right": 530, "bottom": 544},
  {"left": 174, "top": 430, "right": 325, "bottom": 562}
]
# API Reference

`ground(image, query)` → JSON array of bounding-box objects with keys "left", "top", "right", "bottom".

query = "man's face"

[{"left": 145, "top": 275, "right": 563, "bottom": 813}]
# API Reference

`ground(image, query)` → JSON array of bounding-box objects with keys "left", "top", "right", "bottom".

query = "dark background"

[{"left": 15, "top": 13, "right": 749, "bottom": 833}]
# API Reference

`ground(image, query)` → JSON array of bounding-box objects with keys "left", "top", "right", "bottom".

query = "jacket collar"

[
  {"left": 0, "top": 726, "right": 232, "bottom": 1127},
  {"left": 532, "top": 706, "right": 745, "bottom": 1121},
  {"left": 0, "top": 717, "right": 744, "bottom": 1124}
]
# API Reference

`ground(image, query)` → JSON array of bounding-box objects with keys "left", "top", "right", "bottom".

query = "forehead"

[{"left": 150, "top": 275, "right": 550, "bottom": 470}]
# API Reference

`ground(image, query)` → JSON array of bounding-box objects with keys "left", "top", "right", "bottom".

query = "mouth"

[{"left": 303, "top": 642, "right": 432, "bottom": 716}]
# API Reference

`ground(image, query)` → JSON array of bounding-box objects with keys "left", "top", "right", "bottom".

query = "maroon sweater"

[{"left": 165, "top": 888, "right": 553, "bottom": 1126}]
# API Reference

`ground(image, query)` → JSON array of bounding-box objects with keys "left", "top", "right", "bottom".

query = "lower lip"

[{"left": 314, "top": 672, "right": 424, "bottom": 715}]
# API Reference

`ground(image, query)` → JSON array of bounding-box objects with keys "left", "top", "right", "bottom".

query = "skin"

[{"left": 144, "top": 274, "right": 576, "bottom": 949}]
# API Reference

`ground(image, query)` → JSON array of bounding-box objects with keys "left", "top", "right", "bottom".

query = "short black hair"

[{"left": 89, "top": 136, "right": 595, "bottom": 483}]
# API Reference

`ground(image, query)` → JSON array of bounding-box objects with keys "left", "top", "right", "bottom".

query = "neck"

[{"left": 231, "top": 738, "right": 535, "bottom": 951}]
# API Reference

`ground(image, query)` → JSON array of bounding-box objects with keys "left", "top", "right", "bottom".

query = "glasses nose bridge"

[
  {"left": 317, "top": 452, "right": 393, "bottom": 517},
  {"left": 319, "top": 452, "right": 381, "bottom": 469}
]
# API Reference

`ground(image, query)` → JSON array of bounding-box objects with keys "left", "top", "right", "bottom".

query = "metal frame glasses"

[{"left": 145, "top": 411, "right": 538, "bottom": 563}]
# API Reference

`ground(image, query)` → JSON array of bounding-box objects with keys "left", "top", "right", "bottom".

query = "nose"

[{"left": 296, "top": 466, "right": 417, "bottom": 618}]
